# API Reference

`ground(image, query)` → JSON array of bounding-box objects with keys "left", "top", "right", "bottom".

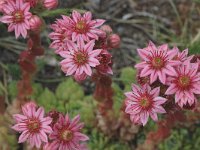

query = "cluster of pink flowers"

[
  {"left": 49, "top": 10, "right": 120, "bottom": 81},
  {"left": 12, "top": 102, "right": 89, "bottom": 150},
  {"left": 0, "top": 0, "right": 58, "bottom": 38},
  {"left": 125, "top": 41, "right": 200, "bottom": 126}
]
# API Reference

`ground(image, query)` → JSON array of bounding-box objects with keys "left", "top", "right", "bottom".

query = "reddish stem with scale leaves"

[{"left": 17, "top": 31, "right": 44, "bottom": 104}]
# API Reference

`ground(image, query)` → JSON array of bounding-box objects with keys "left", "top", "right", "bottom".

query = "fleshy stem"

[
  {"left": 17, "top": 31, "right": 44, "bottom": 104},
  {"left": 92, "top": 73, "right": 139, "bottom": 140},
  {"left": 92, "top": 72, "right": 115, "bottom": 134}
]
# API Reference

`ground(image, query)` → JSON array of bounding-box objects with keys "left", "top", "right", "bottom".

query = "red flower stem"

[
  {"left": 92, "top": 72, "right": 116, "bottom": 135},
  {"left": 92, "top": 72, "right": 114, "bottom": 115},
  {"left": 17, "top": 31, "right": 44, "bottom": 104}
]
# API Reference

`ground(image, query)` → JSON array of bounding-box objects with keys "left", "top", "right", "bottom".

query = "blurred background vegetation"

[{"left": 0, "top": 0, "right": 200, "bottom": 149}]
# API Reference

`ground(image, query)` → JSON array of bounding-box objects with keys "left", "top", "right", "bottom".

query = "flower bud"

[
  {"left": 47, "top": 110, "right": 61, "bottom": 127},
  {"left": 42, "top": 0, "right": 58, "bottom": 10},
  {"left": 108, "top": 34, "right": 120, "bottom": 48},
  {"left": 97, "top": 30, "right": 107, "bottom": 39},
  {"left": 74, "top": 73, "right": 87, "bottom": 82},
  {"left": 100, "top": 25, "right": 113, "bottom": 34},
  {"left": 29, "top": 15, "right": 42, "bottom": 31}
]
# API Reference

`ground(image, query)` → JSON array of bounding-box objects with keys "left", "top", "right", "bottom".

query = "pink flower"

[
  {"left": 49, "top": 114, "right": 89, "bottom": 150},
  {"left": 0, "top": 0, "right": 32, "bottom": 38},
  {"left": 60, "top": 39, "right": 101, "bottom": 77},
  {"left": 29, "top": 15, "right": 42, "bottom": 31},
  {"left": 135, "top": 42, "right": 180, "bottom": 84},
  {"left": 62, "top": 10, "right": 105, "bottom": 41},
  {"left": 172, "top": 47, "right": 193, "bottom": 62},
  {"left": 0, "top": 0, "right": 6, "bottom": 12},
  {"left": 125, "top": 84, "right": 167, "bottom": 126},
  {"left": 165, "top": 62, "right": 200, "bottom": 107},
  {"left": 43, "top": 0, "right": 58, "bottom": 10},
  {"left": 49, "top": 18, "right": 71, "bottom": 54},
  {"left": 12, "top": 102, "right": 53, "bottom": 148},
  {"left": 96, "top": 50, "right": 113, "bottom": 75},
  {"left": 137, "top": 41, "right": 157, "bottom": 59}
]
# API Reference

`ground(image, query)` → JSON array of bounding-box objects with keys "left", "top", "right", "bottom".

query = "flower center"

[
  {"left": 60, "top": 130, "right": 73, "bottom": 141},
  {"left": 74, "top": 52, "right": 88, "bottom": 65},
  {"left": 178, "top": 75, "right": 190, "bottom": 88},
  {"left": 27, "top": 119, "right": 40, "bottom": 133},
  {"left": 75, "top": 20, "right": 88, "bottom": 33},
  {"left": 139, "top": 96, "right": 151, "bottom": 109},
  {"left": 13, "top": 11, "right": 24, "bottom": 23},
  {"left": 152, "top": 57, "right": 164, "bottom": 69}
]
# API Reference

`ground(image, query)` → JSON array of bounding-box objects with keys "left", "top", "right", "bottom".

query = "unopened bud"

[
  {"left": 30, "top": 15, "right": 43, "bottom": 31},
  {"left": 42, "top": 0, "right": 58, "bottom": 10},
  {"left": 100, "top": 25, "right": 113, "bottom": 34},
  {"left": 108, "top": 34, "right": 120, "bottom": 48}
]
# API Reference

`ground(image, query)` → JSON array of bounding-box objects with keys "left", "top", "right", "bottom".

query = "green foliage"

[
  {"left": 7, "top": 64, "right": 21, "bottom": 80},
  {"left": 32, "top": 83, "right": 43, "bottom": 99},
  {"left": 193, "top": 0, "right": 200, "bottom": 3},
  {"left": 35, "top": 59, "right": 46, "bottom": 73},
  {"left": 0, "top": 127, "right": 18, "bottom": 150},
  {"left": 34, "top": 78, "right": 95, "bottom": 125},
  {"left": 159, "top": 127, "right": 200, "bottom": 150},
  {"left": 66, "top": 95, "right": 95, "bottom": 127},
  {"left": 7, "top": 81, "right": 18, "bottom": 100},
  {"left": 120, "top": 67, "right": 136, "bottom": 84},
  {"left": 0, "top": 117, "right": 18, "bottom": 150},
  {"left": 0, "top": 81, "right": 5, "bottom": 96},
  {"left": 188, "top": 41, "right": 200, "bottom": 55},
  {"left": 37, "top": 88, "right": 59, "bottom": 112},
  {"left": 88, "top": 130, "right": 109, "bottom": 150},
  {"left": 120, "top": 67, "right": 137, "bottom": 90},
  {"left": 55, "top": 78, "right": 84, "bottom": 102},
  {"left": 88, "top": 130, "right": 130, "bottom": 150},
  {"left": 112, "top": 83, "right": 124, "bottom": 116},
  {"left": 5, "top": 77, "right": 95, "bottom": 126}
]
